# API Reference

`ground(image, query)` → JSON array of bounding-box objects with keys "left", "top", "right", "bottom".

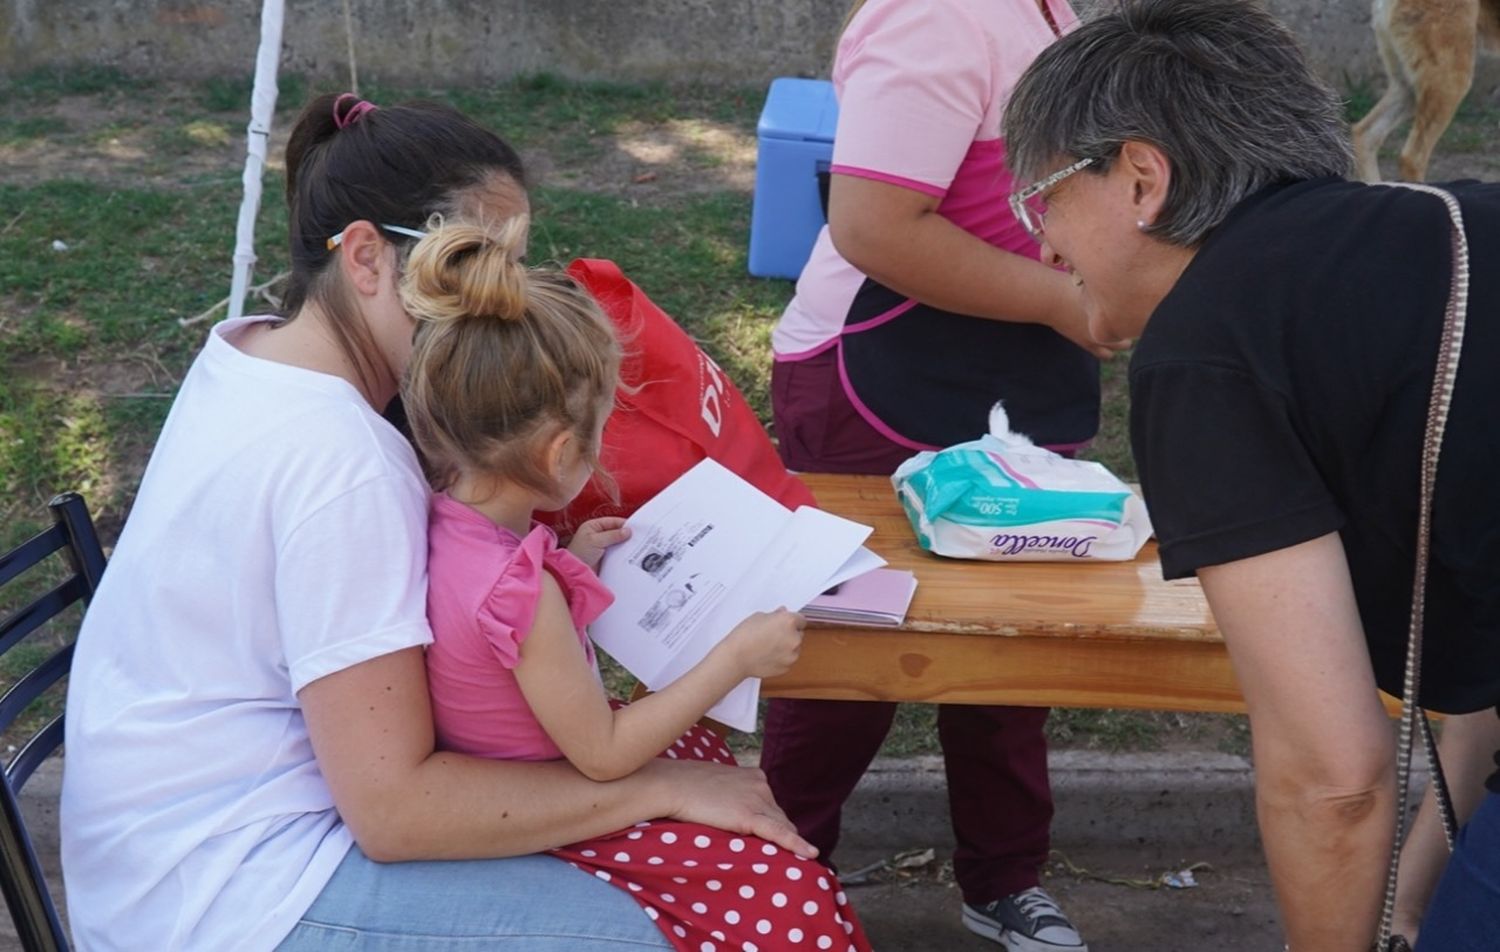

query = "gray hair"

[{"left": 1003, "top": 0, "right": 1352, "bottom": 247}]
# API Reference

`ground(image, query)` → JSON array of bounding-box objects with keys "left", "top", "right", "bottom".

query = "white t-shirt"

[{"left": 60, "top": 317, "right": 434, "bottom": 951}]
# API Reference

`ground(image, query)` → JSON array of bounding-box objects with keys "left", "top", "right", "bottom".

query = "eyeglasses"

[
  {"left": 1008, "top": 157, "right": 1096, "bottom": 243},
  {"left": 326, "top": 222, "right": 428, "bottom": 251}
]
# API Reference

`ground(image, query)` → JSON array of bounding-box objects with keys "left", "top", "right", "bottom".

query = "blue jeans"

[
  {"left": 1415, "top": 791, "right": 1500, "bottom": 951},
  {"left": 276, "top": 846, "right": 671, "bottom": 950}
]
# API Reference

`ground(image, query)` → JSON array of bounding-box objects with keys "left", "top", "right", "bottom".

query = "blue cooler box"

[{"left": 749, "top": 77, "right": 840, "bottom": 281}]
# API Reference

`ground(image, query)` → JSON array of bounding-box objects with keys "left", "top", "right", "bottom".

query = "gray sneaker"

[{"left": 961, "top": 887, "right": 1088, "bottom": 951}]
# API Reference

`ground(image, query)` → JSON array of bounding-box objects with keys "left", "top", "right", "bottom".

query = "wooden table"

[{"left": 760, "top": 473, "right": 1242, "bottom": 712}]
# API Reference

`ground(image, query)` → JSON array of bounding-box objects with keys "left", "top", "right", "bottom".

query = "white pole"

[{"left": 227, "top": 0, "right": 286, "bottom": 323}]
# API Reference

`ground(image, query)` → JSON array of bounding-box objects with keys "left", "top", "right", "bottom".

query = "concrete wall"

[
  {"left": 0, "top": 1, "right": 848, "bottom": 86},
  {"left": 2, "top": 0, "right": 1498, "bottom": 96}
]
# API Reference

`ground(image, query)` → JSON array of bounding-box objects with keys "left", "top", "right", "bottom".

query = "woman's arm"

[
  {"left": 514, "top": 573, "right": 801, "bottom": 782},
  {"left": 1392, "top": 708, "right": 1500, "bottom": 943},
  {"left": 827, "top": 174, "right": 1120, "bottom": 358},
  {"left": 298, "top": 645, "right": 815, "bottom": 862},
  {"left": 1197, "top": 533, "right": 1396, "bottom": 952}
]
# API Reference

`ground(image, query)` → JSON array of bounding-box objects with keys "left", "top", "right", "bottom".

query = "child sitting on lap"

[{"left": 399, "top": 215, "right": 873, "bottom": 952}]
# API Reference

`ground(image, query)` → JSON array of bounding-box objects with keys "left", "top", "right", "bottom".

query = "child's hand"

[
  {"left": 567, "top": 517, "right": 631, "bottom": 571},
  {"left": 723, "top": 608, "right": 806, "bottom": 679}
]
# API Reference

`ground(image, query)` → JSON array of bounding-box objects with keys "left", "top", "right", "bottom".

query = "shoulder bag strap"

[{"left": 1375, "top": 182, "right": 1470, "bottom": 950}]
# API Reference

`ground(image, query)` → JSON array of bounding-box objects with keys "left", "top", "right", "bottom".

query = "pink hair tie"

[{"left": 333, "top": 93, "right": 378, "bottom": 129}]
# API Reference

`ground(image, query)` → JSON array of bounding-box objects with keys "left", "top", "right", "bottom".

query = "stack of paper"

[
  {"left": 803, "top": 568, "right": 917, "bottom": 627},
  {"left": 591, "top": 459, "right": 881, "bottom": 732}
]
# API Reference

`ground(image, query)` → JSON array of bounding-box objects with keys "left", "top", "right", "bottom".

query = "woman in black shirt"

[{"left": 1001, "top": 2, "right": 1500, "bottom": 950}]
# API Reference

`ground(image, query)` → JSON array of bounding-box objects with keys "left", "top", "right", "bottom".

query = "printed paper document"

[{"left": 591, "top": 459, "right": 878, "bottom": 731}]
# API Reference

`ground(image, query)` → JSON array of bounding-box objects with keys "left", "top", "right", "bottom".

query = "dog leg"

[
  {"left": 1353, "top": 0, "right": 1416, "bottom": 182},
  {"left": 1394, "top": 0, "right": 1478, "bottom": 181},
  {"left": 1400, "top": 68, "right": 1473, "bottom": 180},
  {"left": 1353, "top": 84, "right": 1413, "bottom": 182}
]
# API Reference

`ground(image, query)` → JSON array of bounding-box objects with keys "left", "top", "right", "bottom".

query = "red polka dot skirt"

[{"left": 552, "top": 722, "right": 873, "bottom": 952}]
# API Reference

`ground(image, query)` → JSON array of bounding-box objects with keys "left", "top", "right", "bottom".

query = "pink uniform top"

[
  {"left": 771, "top": 0, "right": 1079, "bottom": 358},
  {"left": 425, "top": 492, "right": 614, "bottom": 762}
]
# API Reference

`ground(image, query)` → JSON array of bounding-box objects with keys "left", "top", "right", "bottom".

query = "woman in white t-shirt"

[{"left": 59, "top": 92, "right": 812, "bottom": 952}]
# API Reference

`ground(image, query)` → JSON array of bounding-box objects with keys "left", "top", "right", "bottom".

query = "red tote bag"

[{"left": 536, "top": 258, "right": 815, "bottom": 536}]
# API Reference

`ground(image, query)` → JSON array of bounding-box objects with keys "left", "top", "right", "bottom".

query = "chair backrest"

[{"left": 0, "top": 493, "right": 107, "bottom": 952}]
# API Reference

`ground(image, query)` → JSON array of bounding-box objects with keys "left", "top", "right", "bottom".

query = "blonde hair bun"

[{"left": 401, "top": 214, "right": 530, "bottom": 323}]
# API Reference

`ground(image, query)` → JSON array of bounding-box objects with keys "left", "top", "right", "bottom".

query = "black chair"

[{"left": 0, "top": 493, "right": 107, "bottom": 952}]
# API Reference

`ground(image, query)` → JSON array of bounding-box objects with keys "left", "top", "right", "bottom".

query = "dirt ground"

[{"left": 850, "top": 848, "right": 1279, "bottom": 952}]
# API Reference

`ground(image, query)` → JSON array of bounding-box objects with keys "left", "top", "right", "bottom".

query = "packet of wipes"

[{"left": 891, "top": 404, "right": 1152, "bottom": 562}]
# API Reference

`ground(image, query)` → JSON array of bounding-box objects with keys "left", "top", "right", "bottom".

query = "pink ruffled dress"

[{"left": 425, "top": 492, "right": 872, "bottom": 952}]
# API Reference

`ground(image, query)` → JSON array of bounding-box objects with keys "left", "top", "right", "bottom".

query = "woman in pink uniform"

[{"left": 762, "top": 2, "right": 1117, "bottom": 949}]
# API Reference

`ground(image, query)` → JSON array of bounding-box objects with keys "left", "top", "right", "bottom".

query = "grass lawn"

[{"left": 17, "top": 68, "right": 1494, "bottom": 756}]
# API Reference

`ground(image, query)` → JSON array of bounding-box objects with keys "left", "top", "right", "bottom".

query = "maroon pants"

[{"left": 766, "top": 347, "right": 1055, "bottom": 904}]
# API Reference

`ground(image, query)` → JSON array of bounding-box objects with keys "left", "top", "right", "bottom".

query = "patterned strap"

[{"left": 1375, "top": 182, "right": 1470, "bottom": 950}]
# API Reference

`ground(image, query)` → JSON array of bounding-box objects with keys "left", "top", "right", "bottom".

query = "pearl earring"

[{"left": 1137, "top": 220, "right": 1148, "bottom": 230}]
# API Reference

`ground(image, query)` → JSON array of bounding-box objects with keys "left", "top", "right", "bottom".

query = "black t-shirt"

[{"left": 1131, "top": 177, "right": 1500, "bottom": 716}]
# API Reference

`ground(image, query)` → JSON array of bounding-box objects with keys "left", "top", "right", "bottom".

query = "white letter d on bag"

[{"left": 700, "top": 356, "right": 726, "bottom": 438}]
